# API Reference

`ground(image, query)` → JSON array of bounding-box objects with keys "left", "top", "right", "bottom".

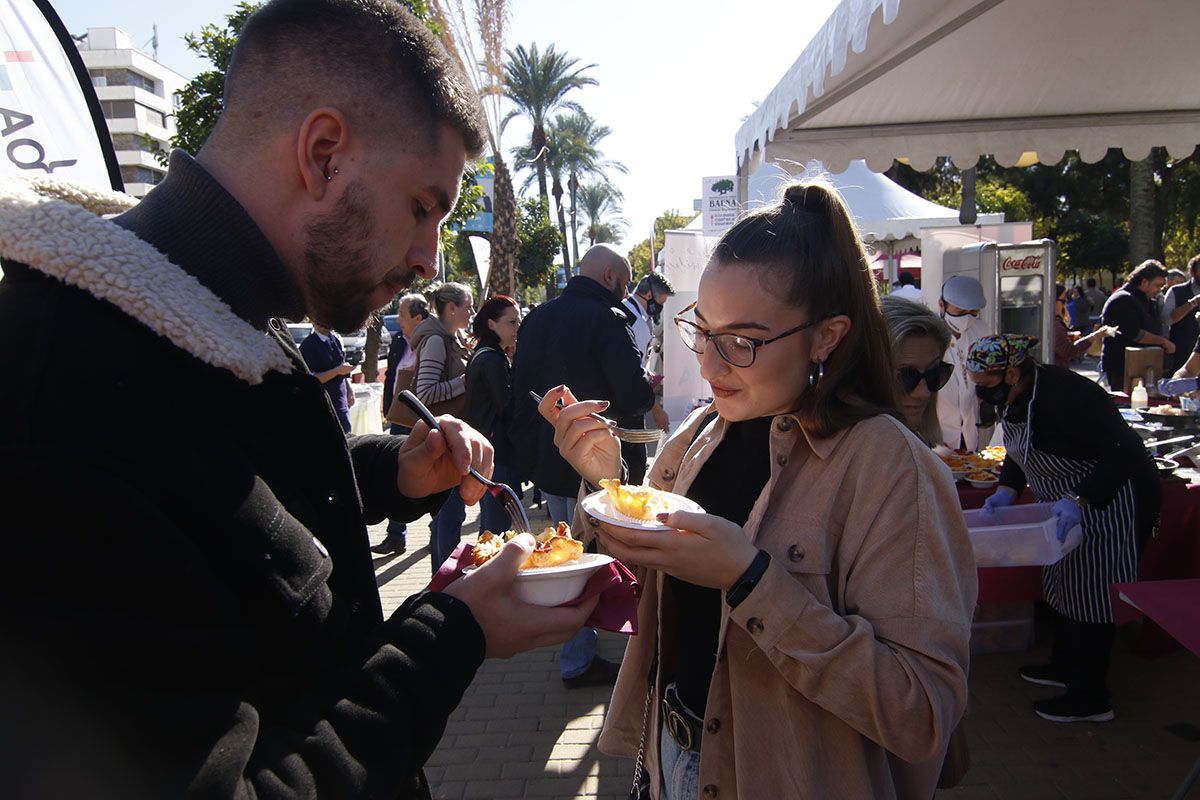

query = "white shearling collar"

[{"left": 0, "top": 176, "right": 293, "bottom": 384}]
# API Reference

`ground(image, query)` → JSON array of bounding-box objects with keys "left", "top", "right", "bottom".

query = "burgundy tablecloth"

[
  {"left": 1111, "top": 579, "right": 1200, "bottom": 658},
  {"left": 963, "top": 478, "right": 1200, "bottom": 604}
]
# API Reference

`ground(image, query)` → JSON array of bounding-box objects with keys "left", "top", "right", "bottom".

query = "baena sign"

[
  {"left": 1000, "top": 251, "right": 1043, "bottom": 273},
  {"left": 702, "top": 175, "right": 743, "bottom": 238}
]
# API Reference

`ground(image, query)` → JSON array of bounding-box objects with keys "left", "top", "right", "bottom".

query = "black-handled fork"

[{"left": 396, "top": 390, "right": 531, "bottom": 534}]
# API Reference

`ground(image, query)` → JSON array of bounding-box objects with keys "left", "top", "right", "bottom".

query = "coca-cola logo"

[{"left": 1001, "top": 254, "right": 1042, "bottom": 271}]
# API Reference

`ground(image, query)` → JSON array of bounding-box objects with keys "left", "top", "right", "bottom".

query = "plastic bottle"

[{"left": 1131, "top": 378, "right": 1148, "bottom": 409}]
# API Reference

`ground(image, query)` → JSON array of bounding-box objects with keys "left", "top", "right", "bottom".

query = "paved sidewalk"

[{"left": 372, "top": 503, "right": 1200, "bottom": 800}]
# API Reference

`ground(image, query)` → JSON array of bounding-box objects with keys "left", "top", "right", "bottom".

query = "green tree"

[
  {"left": 628, "top": 210, "right": 697, "bottom": 275},
  {"left": 516, "top": 196, "right": 562, "bottom": 289},
  {"left": 502, "top": 43, "right": 597, "bottom": 206}
]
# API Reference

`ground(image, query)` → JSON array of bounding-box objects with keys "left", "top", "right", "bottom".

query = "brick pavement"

[{"left": 373, "top": 501, "right": 1200, "bottom": 800}]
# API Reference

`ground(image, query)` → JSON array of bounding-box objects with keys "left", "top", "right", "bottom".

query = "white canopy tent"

[
  {"left": 746, "top": 159, "right": 1003, "bottom": 281},
  {"left": 735, "top": 0, "right": 1200, "bottom": 174}
]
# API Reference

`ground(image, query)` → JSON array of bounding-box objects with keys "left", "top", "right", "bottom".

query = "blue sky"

[{"left": 50, "top": 0, "right": 840, "bottom": 250}]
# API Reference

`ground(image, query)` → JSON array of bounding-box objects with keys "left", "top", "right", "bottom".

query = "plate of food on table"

[
  {"left": 965, "top": 469, "right": 1000, "bottom": 489},
  {"left": 580, "top": 478, "right": 705, "bottom": 531}
]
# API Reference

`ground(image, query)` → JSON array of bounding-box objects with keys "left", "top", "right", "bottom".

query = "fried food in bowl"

[{"left": 471, "top": 522, "right": 584, "bottom": 570}]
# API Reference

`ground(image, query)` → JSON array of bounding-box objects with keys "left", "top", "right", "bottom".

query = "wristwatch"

[
  {"left": 1064, "top": 491, "right": 1089, "bottom": 509},
  {"left": 726, "top": 550, "right": 771, "bottom": 609}
]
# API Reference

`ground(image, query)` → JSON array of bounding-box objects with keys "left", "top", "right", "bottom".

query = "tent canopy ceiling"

[{"left": 735, "top": 0, "right": 1200, "bottom": 173}]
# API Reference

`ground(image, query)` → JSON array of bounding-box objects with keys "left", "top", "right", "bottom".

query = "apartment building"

[{"left": 76, "top": 27, "right": 187, "bottom": 197}]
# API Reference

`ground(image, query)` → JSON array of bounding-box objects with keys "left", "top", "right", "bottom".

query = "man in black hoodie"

[
  {"left": 511, "top": 244, "right": 656, "bottom": 687},
  {"left": 0, "top": 1, "right": 593, "bottom": 797}
]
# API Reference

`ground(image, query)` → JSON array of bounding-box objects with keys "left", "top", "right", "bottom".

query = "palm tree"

[
  {"left": 502, "top": 43, "right": 596, "bottom": 208},
  {"left": 430, "top": 0, "right": 519, "bottom": 297},
  {"left": 555, "top": 112, "right": 625, "bottom": 267},
  {"left": 578, "top": 181, "right": 627, "bottom": 247}
]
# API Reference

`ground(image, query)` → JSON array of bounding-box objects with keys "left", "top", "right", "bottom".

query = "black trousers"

[{"left": 1048, "top": 607, "right": 1115, "bottom": 704}]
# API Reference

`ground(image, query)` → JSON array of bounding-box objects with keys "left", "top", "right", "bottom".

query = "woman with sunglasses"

[
  {"left": 538, "top": 182, "right": 977, "bottom": 799},
  {"left": 881, "top": 295, "right": 954, "bottom": 445},
  {"left": 1052, "top": 283, "right": 1115, "bottom": 369}
]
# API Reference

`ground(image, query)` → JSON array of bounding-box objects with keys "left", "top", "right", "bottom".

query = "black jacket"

[
  {"left": 999, "top": 364, "right": 1161, "bottom": 543},
  {"left": 0, "top": 154, "right": 482, "bottom": 799},
  {"left": 1100, "top": 283, "right": 1162, "bottom": 385},
  {"left": 509, "top": 276, "right": 655, "bottom": 496}
]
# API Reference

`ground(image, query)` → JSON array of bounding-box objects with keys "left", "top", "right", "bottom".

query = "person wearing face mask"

[
  {"left": 967, "top": 334, "right": 1160, "bottom": 724},
  {"left": 623, "top": 272, "right": 676, "bottom": 363},
  {"left": 936, "top": 275, "right": 991, "bottom": 451},
  {"left": 539, "top": 182, "right": 977, "bottom": 799},
  {"left": 623, "top": 273, "right": 675, "bottom": 435}
]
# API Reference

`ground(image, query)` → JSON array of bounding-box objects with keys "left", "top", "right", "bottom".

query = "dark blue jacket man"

[
  {"left": 510, "top": 245, "right": 656, "bottom": 498},
  {"left": 300, "top": 325, "right": 354, "bottom": 433}
]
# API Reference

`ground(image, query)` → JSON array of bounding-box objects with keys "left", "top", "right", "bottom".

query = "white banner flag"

[
  {"left": 0, "top": 0, "right": 121, "bottom": 190},
  {"left": 467, "top": 234, "right": 491, "bottom": 297}
]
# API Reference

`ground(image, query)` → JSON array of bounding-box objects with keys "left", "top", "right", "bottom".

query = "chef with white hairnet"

[{"left": 937, "top": 275, "right": 992, "bottom": 450}]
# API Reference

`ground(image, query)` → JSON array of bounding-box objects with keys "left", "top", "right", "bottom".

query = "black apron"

[{"left": 1001, "top": 371, "right": 1138, "bottom": 623}]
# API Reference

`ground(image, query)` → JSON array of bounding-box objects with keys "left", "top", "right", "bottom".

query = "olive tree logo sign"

[{"left": 710, "top": 178, "right": 734, "bottom": 195}]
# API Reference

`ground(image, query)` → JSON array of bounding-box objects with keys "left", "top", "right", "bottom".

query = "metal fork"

[
  {"left": 395, "top": 390, "right": 531, "bottom": 534},
  {"left": 529, "top": 390, "right": 666, "bottom": 443}
]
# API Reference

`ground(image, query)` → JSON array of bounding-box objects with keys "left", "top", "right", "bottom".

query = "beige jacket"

[{"left": 592, "top": 408, "right": 978, "bottom": 800}]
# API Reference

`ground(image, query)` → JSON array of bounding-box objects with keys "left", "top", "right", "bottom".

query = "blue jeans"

[
  {"left": 429, "top": 489, "right": 466, "bottom": 575},
  {"left": 546, "top": 491, "right": 596, "bottom": 679},
  {"left": 478, "top": 461, "right": 521, "bottom": 536},
  {"left": 659, "top": 708, "right": 700, "bottom": 800}
]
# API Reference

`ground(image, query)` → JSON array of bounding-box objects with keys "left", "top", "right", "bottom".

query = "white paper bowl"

[
  {"left": 967, "top": 477, "right": 999, "bottom": 489},
  {"left": 508, "top": 552, "right": 614, "bottom": 606},
  {"left": 580, "top": 489, "right": 704, "bottom": 531}
]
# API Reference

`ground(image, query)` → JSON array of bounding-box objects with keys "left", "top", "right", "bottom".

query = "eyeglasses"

[
  {"left": 673, "top": 301, "right": 825, "bottom": 368},
  {"left": 897, "top": 362, "right": 954, "bottom": 394}
]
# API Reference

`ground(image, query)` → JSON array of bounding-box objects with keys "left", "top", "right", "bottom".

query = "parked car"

[
  {"left": 341, "top": 325, "right": 391, "bottom": 364},
  {"left": 382, "top": 314, "right": 401, "bottom": 337},
  {"left": 286, "top": 322, "right": 313, "bottom": 347}
]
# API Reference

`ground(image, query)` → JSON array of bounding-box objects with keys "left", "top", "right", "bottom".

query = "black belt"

[{"left": 662, "top": 684, "right": 703, "bottom": 754}]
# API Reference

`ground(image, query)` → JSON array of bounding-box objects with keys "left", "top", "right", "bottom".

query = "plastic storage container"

[{"left": 962, "top": 502, "right": 1083, "bottom": 567}]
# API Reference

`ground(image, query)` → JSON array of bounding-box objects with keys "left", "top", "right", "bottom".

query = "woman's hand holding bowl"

[{"left": 593, "top": 510, "right": 758, "bottom": 591}]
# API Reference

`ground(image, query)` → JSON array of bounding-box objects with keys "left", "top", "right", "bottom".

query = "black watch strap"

[{"left": 726, "top": 550, "right": 771, "bottom": 609}]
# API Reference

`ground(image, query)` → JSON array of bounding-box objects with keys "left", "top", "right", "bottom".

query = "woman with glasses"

[
  {"left": 537, "top": 182, "right": 977, "bottom": 799},
  {"left": 881, "top": 295, "right": 954, "bottom": 446},
  {"left": 1053, "top": 283, "right": 1115, "bottom": 369}
]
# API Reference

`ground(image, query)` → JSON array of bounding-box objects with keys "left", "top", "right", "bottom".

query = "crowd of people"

[{"left": 1, "top": 0, "right": 1194, "bottom": 798}]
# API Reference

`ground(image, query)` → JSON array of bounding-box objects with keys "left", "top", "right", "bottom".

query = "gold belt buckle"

[{"left": 662, "top": 696, "right": 695, "bottom": 752}]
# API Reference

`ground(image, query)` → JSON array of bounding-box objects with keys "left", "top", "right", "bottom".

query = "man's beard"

[{"left": 301, "top": 181, "right": 414, "bottom": 332}]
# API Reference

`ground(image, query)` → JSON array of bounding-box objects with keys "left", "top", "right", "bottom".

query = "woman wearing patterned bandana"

[{"left": 966, "top": 334, "right": 1160, "bottom": 724}]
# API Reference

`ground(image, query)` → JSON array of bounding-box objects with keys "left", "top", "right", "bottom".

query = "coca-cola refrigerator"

[{"left": 941, "top": 239, "right": 1057, "bottom": 362}]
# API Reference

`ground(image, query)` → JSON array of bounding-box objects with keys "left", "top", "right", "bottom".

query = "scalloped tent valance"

[{"left": 735, "top": 0, "right": 1200, "bottom": 174}]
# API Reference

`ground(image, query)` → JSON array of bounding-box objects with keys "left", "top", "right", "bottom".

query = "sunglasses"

[{"left": 897, "top": 362, "right": 954, "bottom": 394}]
